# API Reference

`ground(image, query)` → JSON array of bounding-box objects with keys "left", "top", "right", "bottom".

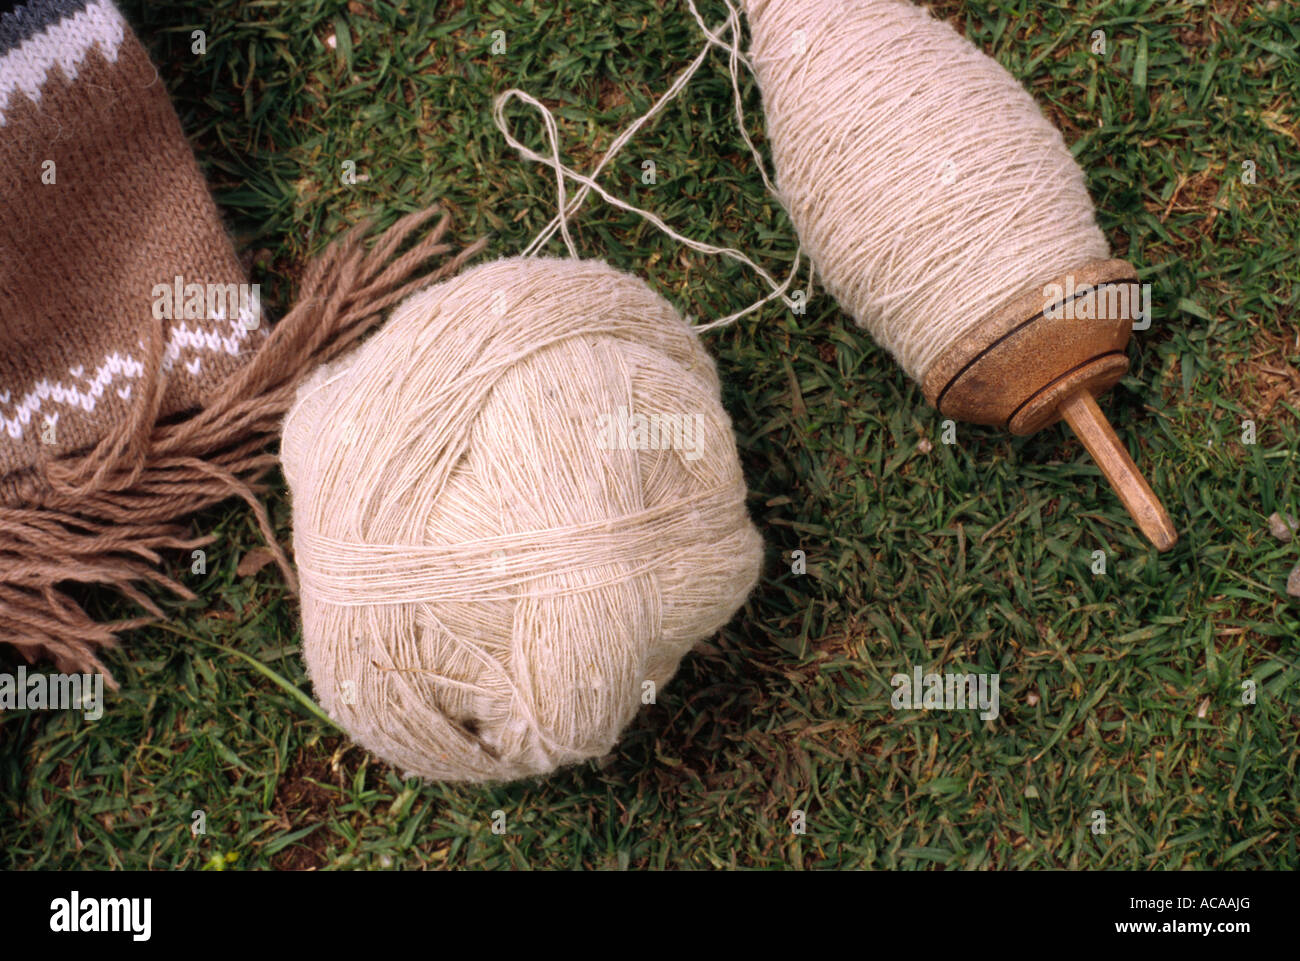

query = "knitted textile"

[
  {"left": 0, "top": 0, "right": 262, "bottom": 496},
  {"left": 0, "top": 0, "right": 485, "bottom": 679}
]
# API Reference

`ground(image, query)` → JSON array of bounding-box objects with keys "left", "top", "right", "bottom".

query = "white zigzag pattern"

[
  {"left": 2, "top": 303, "right": 261, "bottom": 441},
  {"left": 0, "top": 0, "right": 127, "bottom": 127}
]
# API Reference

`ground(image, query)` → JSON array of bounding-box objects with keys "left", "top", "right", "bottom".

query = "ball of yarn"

[
  {"left": 280, "top": 257, "right": 763, "bottom": 783},
  {"left": 746, "top": 0, "right": 1110, "bottom": 382}
]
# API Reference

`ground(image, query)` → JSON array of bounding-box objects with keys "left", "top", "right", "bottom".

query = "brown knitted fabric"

[
  {"left": 0, "top": 0, "right": 487, "bottom": 679},
  {"left": 0, "top": 0, "right": 263, "bottom": 502}
]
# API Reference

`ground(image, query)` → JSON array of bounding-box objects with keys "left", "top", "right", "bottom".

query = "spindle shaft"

[{"left": 1057, "top": 390, "right": 1177, "bottom": 551}]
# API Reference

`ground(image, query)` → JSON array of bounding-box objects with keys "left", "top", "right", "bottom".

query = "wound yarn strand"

[{"left": 739, "top": 0, "right": 1111, "bottom": 381}]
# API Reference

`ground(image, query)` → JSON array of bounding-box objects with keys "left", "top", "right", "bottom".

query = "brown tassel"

[{"left": 0, "top": 205, "right": 488, "bottom": 685}]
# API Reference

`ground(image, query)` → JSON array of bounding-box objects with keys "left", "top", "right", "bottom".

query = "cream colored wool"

[
  {"left": 743, "top": 0, "right": 1111, "bottom": 381},
  {"left": 281, "top": 256, "right": 763, "bottom": 783}
]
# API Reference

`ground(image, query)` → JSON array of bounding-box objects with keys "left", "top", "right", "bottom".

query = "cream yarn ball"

[{"left": 280, "top": 256, "right": 763, "bottom": 783}]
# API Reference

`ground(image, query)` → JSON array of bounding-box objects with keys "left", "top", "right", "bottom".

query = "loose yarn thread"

[{"left": 491, "top": 2, "right": 807, "bottom": 331}]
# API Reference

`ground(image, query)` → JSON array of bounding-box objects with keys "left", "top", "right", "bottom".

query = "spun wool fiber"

[
  {"left": 744, "top": 0, "right": 1111, "bottom": 382},
  {"left": 281, "top": 257, "right": 763, "bottom": 782}
]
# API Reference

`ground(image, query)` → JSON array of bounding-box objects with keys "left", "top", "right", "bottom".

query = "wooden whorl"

[
  {"left": 921, "top": 259, "right": 1138, "bottom": 433},
  {"left": 920, "top": 258, "right": 1177, "bottom": 551}
]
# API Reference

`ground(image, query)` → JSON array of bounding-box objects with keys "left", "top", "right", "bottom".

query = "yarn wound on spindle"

[
  {"left": 744, "top": 0, "right": 1111, "bottom": 382},
  {"left": 281, "top": 256, "right": 764, "bottom": 782}
]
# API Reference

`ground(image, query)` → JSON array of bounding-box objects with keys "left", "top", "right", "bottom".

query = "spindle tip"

[{"left": 1057, "top": 389, "right": 1177, "bottom": 551}]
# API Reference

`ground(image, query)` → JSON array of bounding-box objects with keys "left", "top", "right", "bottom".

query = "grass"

[{"left": 1, "top": 0, "right": 1297, "bottom": 870}]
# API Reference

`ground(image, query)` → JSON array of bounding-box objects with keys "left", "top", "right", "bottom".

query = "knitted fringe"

[{"left": 0, "top": 205, "right": 488, "bottom": 685}]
